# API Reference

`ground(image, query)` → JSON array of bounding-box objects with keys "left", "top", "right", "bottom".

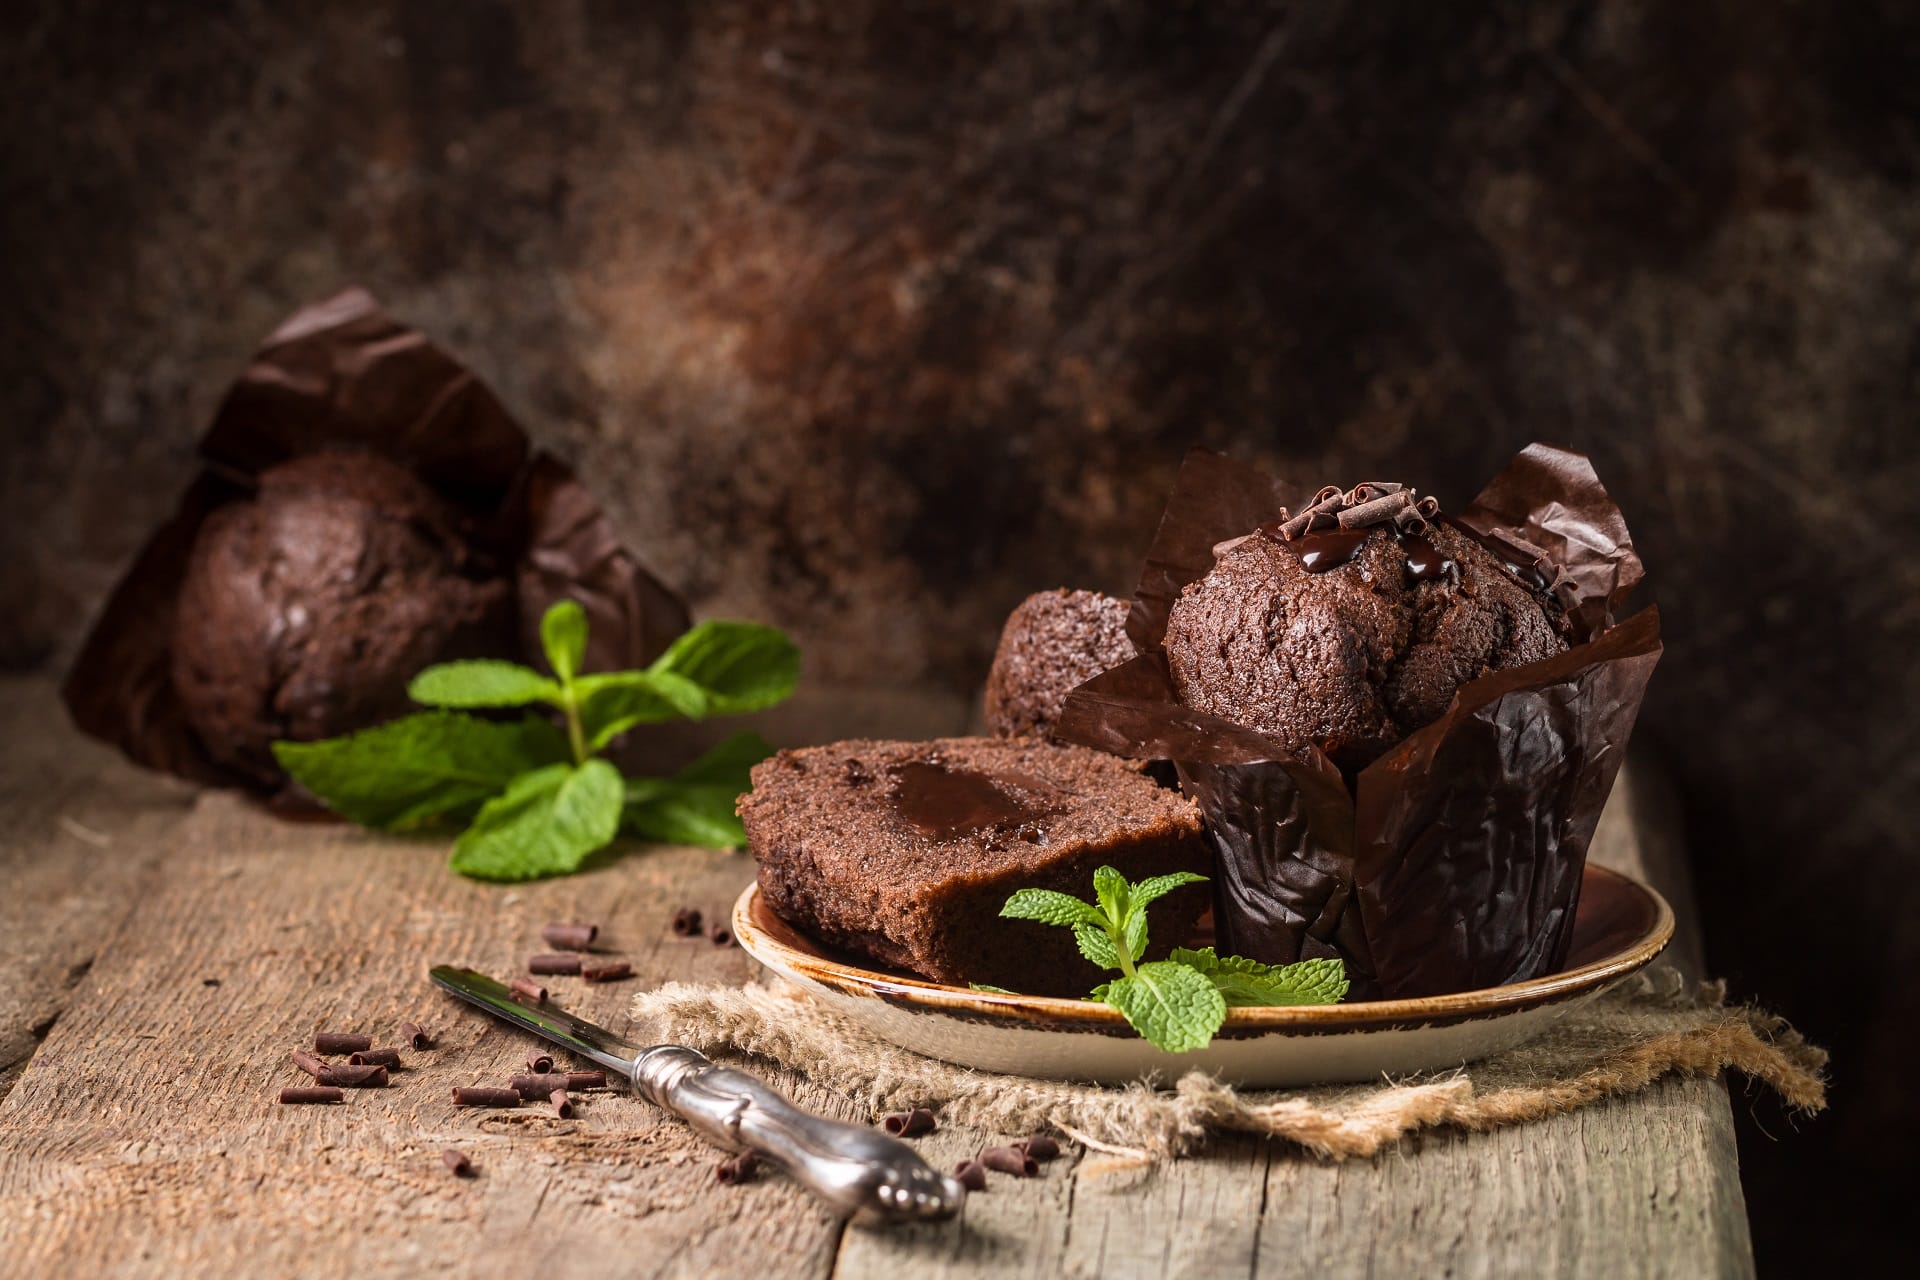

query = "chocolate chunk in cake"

[
  {"left": 983, "top": 589, "right": 1134, "bottom": 742},
  {"left": 741, "top": 737, "right": 1209, "bottom": 996}
]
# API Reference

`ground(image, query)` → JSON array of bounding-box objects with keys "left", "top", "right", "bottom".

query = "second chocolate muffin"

[{"left": 983, "top": 588, "right": 1134, "bottom": 742}]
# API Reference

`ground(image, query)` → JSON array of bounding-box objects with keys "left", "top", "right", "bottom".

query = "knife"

[{"left": 429, "top": 965, "right": 965, "bottom": 1225}]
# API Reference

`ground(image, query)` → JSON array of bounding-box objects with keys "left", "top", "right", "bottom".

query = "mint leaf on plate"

[
  {"left": 1101, "top": 960, "right": 1228, "bottom": 1053},
  {"left": 408, "top": 660, "right": 562, "bottom": 709},
  {"left": 449, "top": 759, "right": 625, "bottom": 881},
  {"left": 1169, "top": 947, "right": 1349, "bottom": 1007},
  {"left": 1092, "top": 865, "right": 1132, "bottom": 932},
  {"left": 1073, "top": 921, "right": 1126, "bottom": 969},
  {"left": 650, "top": 621, "right": 800, "bottom": 715},
  {"left": 1127, "top": 871, "right": 1208, "bottom": 910},
  {"left": 1000, "top": 889, "right": 1103, "bottom": 928},
  {"left": 273, "top": 711, "right": 567, "bottom": 830}
]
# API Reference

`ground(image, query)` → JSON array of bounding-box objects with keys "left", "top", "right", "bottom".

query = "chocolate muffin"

[
  {"left": 1163, "top": 500, "right": 1572, "bottom": 770},
  {"left": 983, "top": 589, "right": 1134, "bottom": 741},
  {"left": 742, "top": 737, "right": 1210, "bottom": 996},
  {"left": 170, "top": 450, "right": 511, "bottom": 785}
]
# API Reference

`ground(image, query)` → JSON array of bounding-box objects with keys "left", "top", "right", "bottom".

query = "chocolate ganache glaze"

[{"left": 887, "top": 759, "right": 1060, "bottom": 841}]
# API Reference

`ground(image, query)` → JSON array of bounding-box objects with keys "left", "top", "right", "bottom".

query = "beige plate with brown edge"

[{"left": 732, "top": 864, "right": 1673, "bottom": 1087}]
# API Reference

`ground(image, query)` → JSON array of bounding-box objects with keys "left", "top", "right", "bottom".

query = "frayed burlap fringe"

[{"left": 632, "top": 968, "right": 1824, "bottom": 1163}]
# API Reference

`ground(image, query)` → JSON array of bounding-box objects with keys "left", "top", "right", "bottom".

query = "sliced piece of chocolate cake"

[{"left": 741, "top": 737, "right": 1210, "bottom": 997}]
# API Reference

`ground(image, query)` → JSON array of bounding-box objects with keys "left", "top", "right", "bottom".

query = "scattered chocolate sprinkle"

[
  {"left": 318, "top": 1063, "right": 389, "bottom": 1088},
  {"left": 528, "top": 953, "right": 583, "bottom": 975},
  {"left": 452, "top": 1087, "right": 521, "bottom": 1108},
  {"left": 708, "top": 926, "right": 734, "bottom": 948},
  {"left": 509, "top": 1072, "right": 572, "bottom": 1099},
  {"left": 580, "top": 961, "right": 632, "bottom": 984},
  {"left": 541, "top": 922, "right": 599, "bottom": 951},
  {"left": 550, "top": 1088, "right": 574, "bottom": 1119},
  {"left": 670, "top": 907, "right": 703, "bottom": 937},
  {"left": 508, "top": 977, "right": 548, "bottom": 1003},
  {"left": 349, "top": 1048, "right": 402, "bottom": 1068},
  {"left": 400, "top": 1021, "right": 431, "bottom": 1050},
  {"left": 566, "top": 1070, "right": 607, "bottom": 1090},
  {"left": 1020, "top": 1135, "right": 1061, "bottom": 1161},
  {"left": 526, "top": 1050, "right": 554, "bottom": 1074},
  {"left": 980, "top": 1146, "right": 1037, "bottom": 1177},
  {"left": 202, "top": 978, "right": 220, "bottom": 987},
  {"left": 279, "top": 1086, "right": 343, "bottom": 1105},
  {"left": 882, "top": 1108, "right": 936, "bottom": 1137},
  {"left": 442, "top": 1148, "right": 474, "bottom": 1177},
  {"left": 716, "top": 1151, "right": 760, "bottom": 1185},
  {"left": 291, "top": 1050, "right": 328, "bottom": 1079},
  {"left": 952, "top": 1161, "right": 987, "bottom": 1191},
  {"left": 314, "top": 1032, "right": 371, "bottom": 1055}
]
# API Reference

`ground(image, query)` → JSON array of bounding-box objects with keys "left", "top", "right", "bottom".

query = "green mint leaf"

[
  {"left": 577, "top": 677, "right": 682, "bottom": 750},
  {"left": 541, "top": 600, "right": 589, "bottom": 683},
  {"left": 1091, "top": 865, "right": 1131, "bottom": 930},
  {"left": 1128, "top": 871, "right": 1209, "bottom": 910},
  {"left": 649, "top": 621, "right": 800, "bottom": 715},
  {"left": 448, "top": 758, "right": 624, "bottom": 881},
  {"left": 1100, "top": 960, "right": 1227, "bottom": 1053},
  {"left": 1087, "top": 982, "right": 1112, "bottom": 1002},
  {"left": 644, "top": 671, "right": 711, "bottom": 720},
  {"left": 1000, "top": 889, "right": 1103, "bottom": 928},
  {"left": 1123, "top": 906, "right": 1149, "bottom": 963},
  {"left": 621, "top": 731, "right": 775, "bottom": 850},
  {"left": 408, "top": 660, "right": 562, "bottom": 709},
  {"left": 1168, "top": 947, "right": 1349, "bottom": 1007},
  {"left": 272, "top": 712, "right": 566, "bottom": 830},
  {"left": 1072, "top": 922, "right": 1125, "bottom": 970},
  {"left": 969, "top": 983, "right": 1016, "bottom": 994}
]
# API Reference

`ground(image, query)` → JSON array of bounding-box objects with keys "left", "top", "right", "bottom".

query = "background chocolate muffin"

[
  {"left": 1163, "top": 520, "right": 1571, "bottom": 769},
  {"left": 983, "top": 588, "right": 1133, "bottom": 742},
  {"left": 170, "top": 450, "right": 511, "bottom": 785}
]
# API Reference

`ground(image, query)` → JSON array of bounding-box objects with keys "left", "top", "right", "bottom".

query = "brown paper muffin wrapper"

[
  {"left": 1057, "top": 445, "right": 1662, "bottom": 1000},
  {"left": 62, "top": 287, "right": 690, "bottom": 797}
]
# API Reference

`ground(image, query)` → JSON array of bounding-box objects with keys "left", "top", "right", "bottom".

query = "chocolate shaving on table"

[
  {"left": 1061, "top": 445, "right": 1662, "bottom": 1000},
  {"left": 581, "top": 961, "right": 632, "bottom": 984},
  {"left": 314, "top": 1032, "right": 371, "bottom": 1055},
  {"left": 716, "top": 1151, "right": 760, "bottom": 1185},
  {"left": 280, "top": 1087, "right": 344, "bottom": 1105},
  {"left": 1020, "top": 1135, "right": 1061, "bottom": 1161},
  {"left": 670, "top": 908, "right": 702, "bottom": 937},
  {"left": 529, "top": 953, "right": 583, "bottom": 975},
  {"left": 452, "top": 1087, "right": 522, "bottom": 1108},
  {"left": 510, "top": 1073, "right": 572, "bottom": 1099},
  {"left": 442, "top": 1149, "right": 474, "bottom": 1177},
  {"left": 400, "top": 1021, "right": 430, "bottom": 1051},
  {"left": 708, "top": 926, "right": 733, "bottom": 948},
  {"left": 291, "top": 1051, "right": 328, "bottom": 1080},
  {"left": 508, "top": 978, "right": 548, "bottom": 1003},
  {"left": 882, "top": 1108, "right": 936, "bottom": 1137},
  {"left": 526, "top": 1050, "right": 554, "bottom": 1075},
  {"left": 952, "top": 1161, "right": 987, "bottom": 1192},
  {"left": 541, "top": 922, "right": 598, "bottom": 952},
  {"left": 550, "top": 1088, "right": 575, "bottom": 1119},
  {"left": 979, "top": 1146, "right": 1038, "bottom": 1177},
  {"left": 350, "top": 1048, "right": 402, "bottom": 1068},
  {"left": 565, "top": 1070, "right": 607, "bottom": 1090},
  {"left": 60, "top": 287, "right": 692, "bottom": 799},
  {"left": 318, "top": 1063, "right": 389, "bottom": 1088}
]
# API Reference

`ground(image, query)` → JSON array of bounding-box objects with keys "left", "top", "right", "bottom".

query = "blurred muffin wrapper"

[
  {"left": 62, "top": 287, "right": 690, "bottom": 800},
  {"left": 1057, "top": 445, "right": 1662, "bottom": 1000}
]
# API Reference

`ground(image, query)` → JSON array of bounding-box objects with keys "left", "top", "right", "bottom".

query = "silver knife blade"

[{"left": 430, "top": 965, "right": 639, "bottom": 1076}]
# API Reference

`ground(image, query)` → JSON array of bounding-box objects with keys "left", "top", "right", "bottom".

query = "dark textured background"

[{"left": 3, "top": 2, "right": 1914, "bottom": 1266}]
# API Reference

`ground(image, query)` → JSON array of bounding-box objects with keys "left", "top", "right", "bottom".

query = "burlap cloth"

[{"left": 633, "top": 970, "right": 1824, "bottom": 1164}]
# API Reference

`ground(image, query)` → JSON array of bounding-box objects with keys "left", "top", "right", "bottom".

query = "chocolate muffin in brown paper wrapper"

[
  {"left": 62, "top": 287, "right": 690, "bottom": 800},
  {"left": 1056, "top": 446, "right": 1661, "bottom": 1000}
]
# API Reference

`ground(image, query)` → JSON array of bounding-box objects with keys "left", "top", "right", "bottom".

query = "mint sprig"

[
  {"left": 1001, "top": 867, "right": 1348, "bottom": 1052},
  {"left": 272, "top": 601, "right": 798, "bottom": 882}
]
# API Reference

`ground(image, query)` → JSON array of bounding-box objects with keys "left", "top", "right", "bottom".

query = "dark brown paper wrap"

[
  {"left": 62, "top": 288, "right": 690, "bottom": 796},
  {"left": 1057, "top": 446, "right": 1661, "bottom": 999}
]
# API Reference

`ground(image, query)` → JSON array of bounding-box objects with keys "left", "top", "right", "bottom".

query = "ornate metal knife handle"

[{"left": 633, "top": 1045, "right": 965, "bottom": 1224}]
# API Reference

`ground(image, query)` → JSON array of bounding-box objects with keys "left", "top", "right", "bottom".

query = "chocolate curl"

[
  {"left": 400, "top": 1021, "right": 431, "bottom": 1051},
  {"left": 1392, "top": 506, "right": 1431, "bottom": 536},
  {"left": 581, "top": 962, "right": 632, "bottom": 984},
  {"left": 550, "top": 1089, "right": 574, "bottom": 1120},
  {"left": 565, "top": 1071, "right": 607, "bottom": 1090},
  {"left": 1415, "top": 495, "right": 1441, "bottom": 520},
  {"left": 291, "top": 1051, "right": 328, "bottom": 1080},
  {"left": 318, "top": 1064, "right": 389, "bottom": 1088},
  {"left": 882, "top": 1109, "right": 937, "bottom": 1137},
  {"left": 952, "top": 1161, "right": 988, "bottom": 1191},
  {"left": 529, "top": 954, "right": 583, "bottom": 975},
  {"left": 61, "top": 288, "right": 691, "bottom": 799},
  {"left": 508, "top": 978, "right": 548, "bottom": 1003},
  {"left": 350, "top": 1048, "right": 402, "bottom": 1068},
  {"left": 716, "top": 1151, "right": 760, "bottom": 1185},
  {"left": 526, "top": 1050, "right": 554, "bottom": 1075},
  {"left": 442, "top": 1149, "right": 474, "bottom": 1177},
  {"left": 1020, "top": 1135, "right": 1061, "bottom": 1161},
  {"left": 709, "top": 927, "right": 734, "bottom": 948},
  {"left": 1347, "top": 481, "right": 1405, "bottom": 503},
  {"left": 979, "top": 1147, "right": 1038, "bottom": 1177},
  {"left": 510, "top": 1073, "right": 572, "bottom": 1099},
  {"left": 314, "top": 1032, "right": 371, "bottom": 1055},
  {"left": 1336, "top": 491, "right": 1412, "bottom": 528},
  {"left": 452, "top": 1087, "right": 521, "bottom": 1108},
  {"left": 670, "top": 908, "right": 703, "bottom": 937},
  {"left": 1310, "top": 485, "right": 1343, "bottom": 506},
  {"left": 541, "top": 922, "right": 598, "bottom": 951},
  {"left": 280, "top": 1087, "right": 344, "bottom": 1105}
]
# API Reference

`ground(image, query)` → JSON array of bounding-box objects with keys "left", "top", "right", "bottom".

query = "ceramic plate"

[{"left": 732, "top": 865, "right": 1672, "bottom": 1087}]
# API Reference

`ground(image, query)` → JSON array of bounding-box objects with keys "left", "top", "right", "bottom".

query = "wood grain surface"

[{"left": 0, "top": 677, "right": 1750, "bottom": 1278}]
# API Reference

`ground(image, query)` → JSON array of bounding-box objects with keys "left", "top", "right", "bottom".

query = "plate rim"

[{"left": 731, "top": 863, "right": 1674, "bottom": 1033}]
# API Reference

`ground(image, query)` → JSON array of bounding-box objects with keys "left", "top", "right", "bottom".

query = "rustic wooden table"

[{"left": 0, "top": 676, "right": 1750, "bottom": 1278}]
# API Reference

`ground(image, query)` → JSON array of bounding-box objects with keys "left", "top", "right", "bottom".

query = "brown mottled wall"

[{"left": 2, "top": 1, "right": 1914, "bottom": 1265}]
